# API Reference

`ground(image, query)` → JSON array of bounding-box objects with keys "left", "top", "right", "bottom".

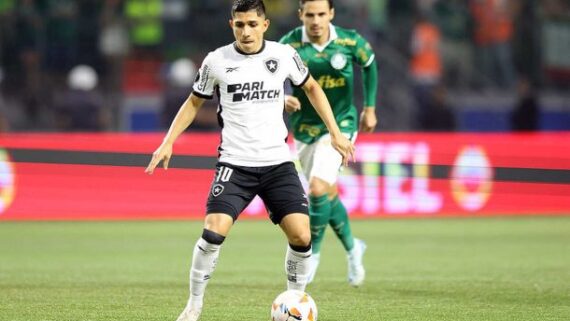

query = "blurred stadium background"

[{"left": 0, "top": 0, "right": 568, "bottom": 132}]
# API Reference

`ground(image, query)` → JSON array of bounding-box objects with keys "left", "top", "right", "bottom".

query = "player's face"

[
  {"left": 299, "top": 0, "right": 334, "bottom": 40},
  {"left": 230, "top": 10, "right": 269, "bottom": 54}
]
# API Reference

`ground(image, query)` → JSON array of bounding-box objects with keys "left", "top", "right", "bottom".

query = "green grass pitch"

[{"left": 1, "top": 217, "right": 569, "bottom": 321}]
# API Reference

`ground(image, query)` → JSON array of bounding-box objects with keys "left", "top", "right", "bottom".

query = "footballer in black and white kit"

[
  {"left": 145, "top": 1, "right": 354, "bottom": 320},
  {"left": 192, "top": 40, "right": 313, "bottom": 223}
]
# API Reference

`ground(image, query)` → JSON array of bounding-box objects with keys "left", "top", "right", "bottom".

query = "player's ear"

[
  {"left": 263, "top": 18, "right": 270, "bottom": 31},
  {"left": 229, "top": 19, "right": 233, "bottom": 29},
  {"left": 330, "top": 8, "right": 335, "bottom": 20},
  {"left": 298, "top": 9, "right": 303, "bottom": 21}
]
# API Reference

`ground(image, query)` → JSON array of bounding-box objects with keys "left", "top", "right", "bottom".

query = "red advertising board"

[{"left": 0, "top": 133, "right": 569, "bottom": 220}]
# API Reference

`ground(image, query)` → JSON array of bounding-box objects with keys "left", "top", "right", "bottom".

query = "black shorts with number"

[{"left": 206, "top": 161, "right": 309, "bottom": 224}]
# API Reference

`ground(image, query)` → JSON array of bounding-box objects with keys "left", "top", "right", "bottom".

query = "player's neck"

[
  {"left": 309, "top": 28, "right": 330, "bottom": 46},
  {"left": 234, "top": 40, "right": 265, "bottom": 55}
]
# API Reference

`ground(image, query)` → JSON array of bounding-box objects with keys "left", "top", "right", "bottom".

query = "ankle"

[{"left": 188, "top": 294, "right": 204, "bottom": 309}]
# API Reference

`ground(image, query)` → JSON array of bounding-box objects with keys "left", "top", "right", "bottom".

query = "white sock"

[
  {"left": 187, "top": 238, "right": 221, "bottom": 309},
  {"left": 285, "top": 245, "right": 312, "bottom": 291}
]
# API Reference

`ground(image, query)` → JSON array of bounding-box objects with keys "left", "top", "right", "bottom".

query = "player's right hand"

[
  {"left": 145, "top": 143, "right": 173, "bottom": 174},
  {"left": 284, "top": 95, "right": 301, "bottom": 113},
  {"left": 359, "top": 107, "right": 377, "bottom": 133}
]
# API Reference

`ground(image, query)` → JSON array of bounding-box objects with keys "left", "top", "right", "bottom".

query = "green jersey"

[{"left": 280, "top": 25, "right": 376, "bottom": 143}]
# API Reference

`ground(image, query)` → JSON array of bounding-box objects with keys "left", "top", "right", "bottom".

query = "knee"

[
  {"left": 327, "top": 184, "right": 339, "bottom": 200},
  {"left": 289, "top": 229, "right": 311, "bottom": 247},
  {"left": 204, "top": 213, "right": 234, "bottom": 236},
  {"left": 309, "top": 179, "right": 329, "bottom": 197}
]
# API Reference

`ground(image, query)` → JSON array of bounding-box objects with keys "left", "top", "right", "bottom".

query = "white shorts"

[{"left": 294, "top": 132, "right": 356, "bottom": 185}]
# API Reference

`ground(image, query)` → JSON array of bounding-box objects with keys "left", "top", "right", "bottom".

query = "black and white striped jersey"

[{"left": 192, "top": 40, "right": 310, "bottom": 167}]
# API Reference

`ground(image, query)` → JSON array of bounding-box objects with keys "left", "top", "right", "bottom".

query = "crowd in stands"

[{"left": 0, "top": 0, "right": 568, "bottom": 132}]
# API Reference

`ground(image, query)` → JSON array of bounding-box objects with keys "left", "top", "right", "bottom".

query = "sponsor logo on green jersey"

[
  {"left": 317, "top": 75, "right": 346, "bottom": 89},
  {"left": 334, "top": 38, "right": 357, "bottom": 46},
  {"left": 299, "top": 124, "right": 322, "bottom": 137}
]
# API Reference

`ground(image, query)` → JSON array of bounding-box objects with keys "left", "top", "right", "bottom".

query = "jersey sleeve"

[
  {"left": 192, "top": 53, "right": 216, "bottom": 99},
  {"left": 352, "top": 32, "right": 375, "bottom": 68},
  {"left": 278, "top": 33, "right": 289, "bottom": 45},
  {"left": 285, "top": 45, "right": 310, "bottom": 87}
]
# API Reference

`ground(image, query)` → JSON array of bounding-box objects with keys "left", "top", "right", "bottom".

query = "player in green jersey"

[{"left": 280, "top": 0, "right": 378, "bottom": 287}]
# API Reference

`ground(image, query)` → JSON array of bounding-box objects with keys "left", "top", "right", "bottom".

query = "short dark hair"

[
  {"left": 299, "top": 0, "right": 334, "bottom": 9},
  {"left": 231, "top": 0, "right": 266, "bottom": 17}
]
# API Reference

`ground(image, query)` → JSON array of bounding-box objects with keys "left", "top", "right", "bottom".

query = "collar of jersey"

[
  {"left": 233, "top": 40, "right": 266, "bottom": 56},
  {"left": 302, "top": 23, "right": 338, "bottom": 52}
]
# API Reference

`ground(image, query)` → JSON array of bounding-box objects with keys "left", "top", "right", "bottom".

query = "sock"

[
  {"left": 187, "top": 237, "right": 221, "bottom": 309},
  {"left": 285, "top": 243, "right": 312, "bottom": 291},
  {"left": 309, "top": 194, "right": 331, "bottom": 254},
  {"left": 329, "top": 196, "right": 354, "bottom": 252}
]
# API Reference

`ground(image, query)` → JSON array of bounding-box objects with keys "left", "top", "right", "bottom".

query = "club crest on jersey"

[
  {"left": 330, "top": 52, "right": 347, "bottom": 70},
  {"left": 212, "top": 184, "right": 224, "bottom": 197},
  {"left": 264, "top": 58, "right": 279, "bottom": 74}
]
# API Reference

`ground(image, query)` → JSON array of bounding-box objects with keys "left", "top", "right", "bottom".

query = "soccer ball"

[{"left": 270, "top": 289, "right": 317, "bottom": 321}]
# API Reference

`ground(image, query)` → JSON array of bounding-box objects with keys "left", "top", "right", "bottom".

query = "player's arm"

[
  {"left": 280, "top": 35, "right": 302, "bottom": 114},
  {"left": 145, "top": 93, "right": 205, "bottom": 174},
  {"left": 301, "top": 76, "right": 355, "bottom": 165},
  {"left": 352, "top": 31, "right": 379, "bottom": 133},
  {"left": 360, "top": 59, "right": 378, "bottom": 133}
]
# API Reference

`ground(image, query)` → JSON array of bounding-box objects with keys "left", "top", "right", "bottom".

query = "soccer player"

[
  {"left": 145, "top": 1, "right": 355, "bottom": 321},
  {"left": 279, "top": 0, "right": 378, "bottom": 287}
]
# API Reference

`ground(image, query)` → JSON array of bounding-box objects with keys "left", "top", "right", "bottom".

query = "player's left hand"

[
  {"left": 359, "top": 107, "right": 377, "bottom": 133},
  {"left": 284, "top": 95, "right": 301, "bottom": 113},
  {"left": 331, "top": 134, "right": 355, "bottom": 167}
]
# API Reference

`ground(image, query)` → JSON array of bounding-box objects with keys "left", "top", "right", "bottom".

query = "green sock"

[
  {"left": 329, "top": 196, "right": 354, "bottom": 252},
  {"left": 309, "top": 194, "right": 331, "bottom": 254}
]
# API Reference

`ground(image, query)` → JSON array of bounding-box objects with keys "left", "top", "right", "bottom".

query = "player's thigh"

[
  {"left": 206, "top": 162, "right": 259, "bottom": 222},
  {"left": 258, "top": 162, "right": 309, "bottom": 224},
  {"left": 308, "top": 133, "right": 354, "bottom": 185},
  {"left": 294, "top": 139, "right": 317, "bottom": 181}
]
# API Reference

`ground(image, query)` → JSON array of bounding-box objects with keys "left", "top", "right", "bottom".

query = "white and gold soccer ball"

[{"left": 270, "top": 289, "right": 317, "bottom": 321}]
